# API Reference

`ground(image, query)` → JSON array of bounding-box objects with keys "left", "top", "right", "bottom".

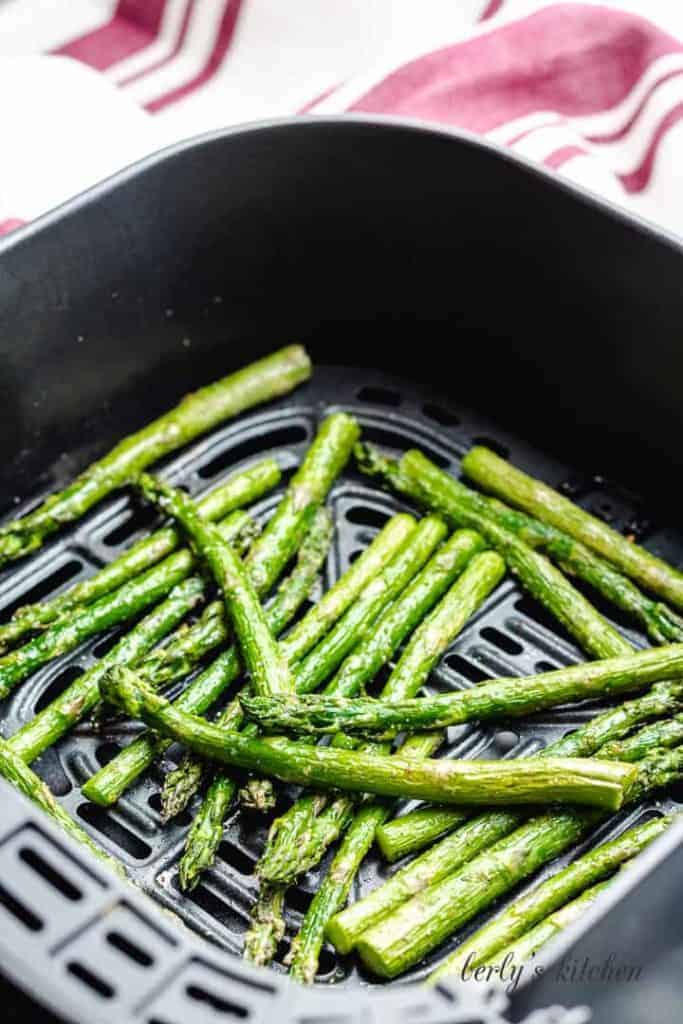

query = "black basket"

[{"left": 1, "top": 117, "right": 682, "bottom": 1024}]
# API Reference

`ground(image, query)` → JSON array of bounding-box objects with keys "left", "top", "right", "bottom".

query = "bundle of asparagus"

[{"left": 1, "top": 346, "right": 682, "bottom": 990}]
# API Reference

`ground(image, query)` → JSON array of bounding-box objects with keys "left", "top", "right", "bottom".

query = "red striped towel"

[{"left": 1, "top": 1, "right": 682, "bottom": 235}]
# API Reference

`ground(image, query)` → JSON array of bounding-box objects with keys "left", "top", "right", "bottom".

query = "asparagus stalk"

[
  {"left": 258, "top": 548, "right": 505, "bottom": 887},
  {"left": 82, "top": 420, "right": 380, "bottom": 806},
  {"left": 429, "top": 814, "right": 673, "bottom": 981},
  {"left": 357, "top": 443, "right": 683, "bottom": 646},
  {"left": 489, "top": 879, "right": 612, "bottom": 968},
  {"left": 244, "top": 884, "right": 287, "bottom": 966},
  {"left": 8, "top": 576, "right": 205, "bottom": 764},
  {"left": 377, "top": 679, "right": 683, "bottom": 861},
  {"left": 357, "top": 446, "right": 634, "bottom": 659},
  {"left": 326, "top": 685, "right": 683, "bottom": 951},
  {"left": 177, "top": 773, "right": 236, "bottom": 891},
  {"left": 353, "top": 745, "right": 683, "bottom": 979},
  {"left": 463, "top": 445, "right": 683, "bottom": 610},
  {"left": 0, "top": 509, "right": 255, "bottom": 699},
  {"left": 137, "top": 474, "right": 295, "bottom": 696},
  {"left": 98, "top": 667, "right": 635, "bottom": 808},
  {"left": 241, "top": 642, "right": 683, "bottom": 738},
  {"left": 0, "top": 737, "right": 126, "bottom": 878},
  {"left": 0, "top": 460, "right": 279, "bottom": 654},
  {"left": 0, "top": 346, "right": 310, "bottom": 567},
  {"left": 599, "top": 714, "right": 683, "bottom": 762},
  {"left": 161, "top": 508, "right": 334, "bottom": 820}
]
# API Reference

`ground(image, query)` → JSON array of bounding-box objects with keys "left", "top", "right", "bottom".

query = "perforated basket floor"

[{"left": 0, "top": 365, "right": 680, "bottom": 1022}]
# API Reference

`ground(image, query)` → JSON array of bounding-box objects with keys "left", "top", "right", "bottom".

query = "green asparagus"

[
  {"left": 599, "top": 714, "right": 683, "bottom": 761},
  {"left": 0, "top": 509, "right": 255, "bottom": 698},
  {"left": 357, "top": 443, "right": 683, "bottom": 645},
  {"left": 161, "top": 507, "right": 334, "bottom": 820},
  {"left": 352, "top": 746, "right": 683, "bottom": 978},
  {"left": 244, "top": 884, "right": 287, "bottom": 966},
  {"left": 430, "top": 814, "right": 673, "bottom": 980},
  {"left": 463, "top": 444, "right": 683, "bottom": 610},
  {"left": 0, "top": 737, "right": 126, "bottom": 877},
  {"left": 82, "top": 418, "right": 377, "bottom": 806},
  {"left": 0, "top": 346, "right": 310, "bottom": 567},
  {"left": 188, "top": 516, "right": 445, "bottom": 897},
  {"left": 241, "top": 642, "right": 683, "bottom": 737},
  {"left": 488, "top": 879, "right": 612, "bottom": 968},
  {"left": 326, "top": 685, "right": 683, "bottom": 952},
  {"left": 0, "top": 459, "right": 279, "bottom": 654},
  {"left": 137, "top": 474, "right": 295, "bottom": 696},
  {"left": 258, "top": 548, "right": 505, "bottom": 888},
  {"left": 98, "top": 667, "right": 635, "bottom": 809},
  {"left": 357, "top": 446, "right": 634, "bottom": 659}
]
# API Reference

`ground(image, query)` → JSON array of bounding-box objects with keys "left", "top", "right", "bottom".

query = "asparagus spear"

[
  {"left": 0, "top": 460, "right": 279, "bottom": 655},
  {"left": 0, "top": 346, "right": 310, "bottom": 567},
  {"left": 161, "top": 507, "right": 334, "bottom": 820},
  {"left": 326, "top": 684, "right": 683, "bottom": 951},
  {"left": 137, "top": 474, "right": 295, "bottom": 696},
  {"left": 599, "top": 714, "right": 683, "bottom": 762},
  {"left": 180, "top": 516, "right": 445, "bottom": 895},
  {"left": 81, "top": 420, "right": 379, "bottom": 806},
  {"left": 488, "top": 879, "right": 612, "bottom": 968},
  {"left": 429, "top": 814, "right": 673, "bottom": 981},
  {"left": 357, "top": 446, "right": 635, "bottom": 658},
  {"left": 241, "top": 642, "right": 683, "bottom": 737},
  {"left": 357, "top": 443, "right": 683, "bottom": 646},
  {"left": 377, "top": 678, "right": 683, "bottom": 861},
  {"left": 98, "top": 667, "right": 635, "bottom": 808},
  {"left": 0, "top": 737, "right": 126, "bottom": 878},
  {"left": 355, "top": 745, "right": 683, "bottom": 979},
  {"left": 463, "top": 445, "right": 683, "bottom": 610},
  {"left": 258, "top": 548, "right": 505, "bottom": 887},
  {"left": 244, "top": 884, "right": 287, "bottom": 966},
  {"left": 0, "top": 509, "right": 255, "bottom": 699},
  {"left": 8, "top": 576, "right": 205, "bottom": 764}
]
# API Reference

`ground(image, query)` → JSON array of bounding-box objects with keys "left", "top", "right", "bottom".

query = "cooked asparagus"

[
  {"left": 137, "top": 474, "right": 295, "bottom": 696},
  {"left": 82, "top": 417, "right": 374, "bottom": 805},
  {"left": 0, "top": 346, "right": 310, "bottom": 567},
  {"left": 430, "top": 814, "right": 673, "bottom": 980},
  {"left": 0, "top": 737, "right": 126, "bottom": 878},
  {"left": 258, "top": 548, "right": 504, "bottom": 888},
  {"left": 0, "top": 509, "right": 255, "bottom": 698},
  {"left": 356, "top": 446, "right": 635, "bottom": 658},
  {"left": 241, "top": 642, "right": 683, "bottom": 737},
  {"left": 180, "top": 516, "right": 445, "bottom": 893},
  {"left": 326, "top": 687, "right": 683, "bottom": 952},
  {"left": 98, "top": 667, "right": 635, "bottom": 809},
  {"left": 0, "top": 459, "right": 279, "bottom": 654},
  {"left": 352, "top": 743, "right": 683, "bottom": 979},
  {"left": 463, "top": 444, "right": 683, "bottom": 610}
]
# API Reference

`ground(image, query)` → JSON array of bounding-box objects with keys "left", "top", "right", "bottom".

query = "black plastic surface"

[{"left": 1, "top": 117, "right": 683, "bottom": 1021}]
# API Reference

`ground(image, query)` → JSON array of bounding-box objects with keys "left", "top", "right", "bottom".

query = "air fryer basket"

[{"left": 1, "top": 118, "right": 683, "bottom": 1024}]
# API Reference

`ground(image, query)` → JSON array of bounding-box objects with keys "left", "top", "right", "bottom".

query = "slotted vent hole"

[
  {"left": 361, "top": 425, "right": 450, "bottom": 468},
  {"left": 345, "top": 504, "right": 390, "bottom": 530},
  {"left": 96, "top": 742, "right": 122, "bottom": 767},
  {"left": 0, "top": 558, "right": 83, "bottom": 620},
  {"left": 356, "top": 386, "right": 401, "bottom": 407},
  {"left": 536, "top": 659, "right": 558, "bottom": 673},
  {"left": 316, "top": 947, "right": 338, "bottom": 976},
  {"left": 515, "top": 594, "right": 576, "bottom": 643},
  {"left": 35, "top": 665, "right": 83, "bottom": 713},
  {"left": 106, "top": 930, "right": 154, "bottom": 967},
  {"left": 19, "top": 847, "right": 82, "bottom": 901},
  {"left": 93, "top": 629, "right": 123, "bottom": 658},
  {"left": 77, "top": 804, "right": 151, "bottom": 860},
  {"left": 0, "top": 881, "right": 43, "bottom": 931},
  {"left": 181, "top": 883, "right": 249, "bottom": 933},
  {"left": 286, "top": 886, "right": 315, "bottom": 915},
  {"left": 480, "top": 626, "right": 523, "bottom": 656},
  {"left": 348, "top": 548, "right": 365, "bottom": 564},
  {"left": 67, "top": 961, "right": 114, "bottom": 999},
  {"left": 422, "top": 403, "right": 460, "bottom": 427},
  {"left": 103, "top": 502, "right": 159, "bottom": 548},
  {"left": 217, "top": 842, "right": 255, "bottom": 876},
  {"left": 185, "top": 984, "right": 248, "bottom": 1018},
  {"left": 198, "top": 425, "right": 309, "bottom": 480},
  {"left": 444, "top": 654, "right": 490, "bottom": 683}
]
